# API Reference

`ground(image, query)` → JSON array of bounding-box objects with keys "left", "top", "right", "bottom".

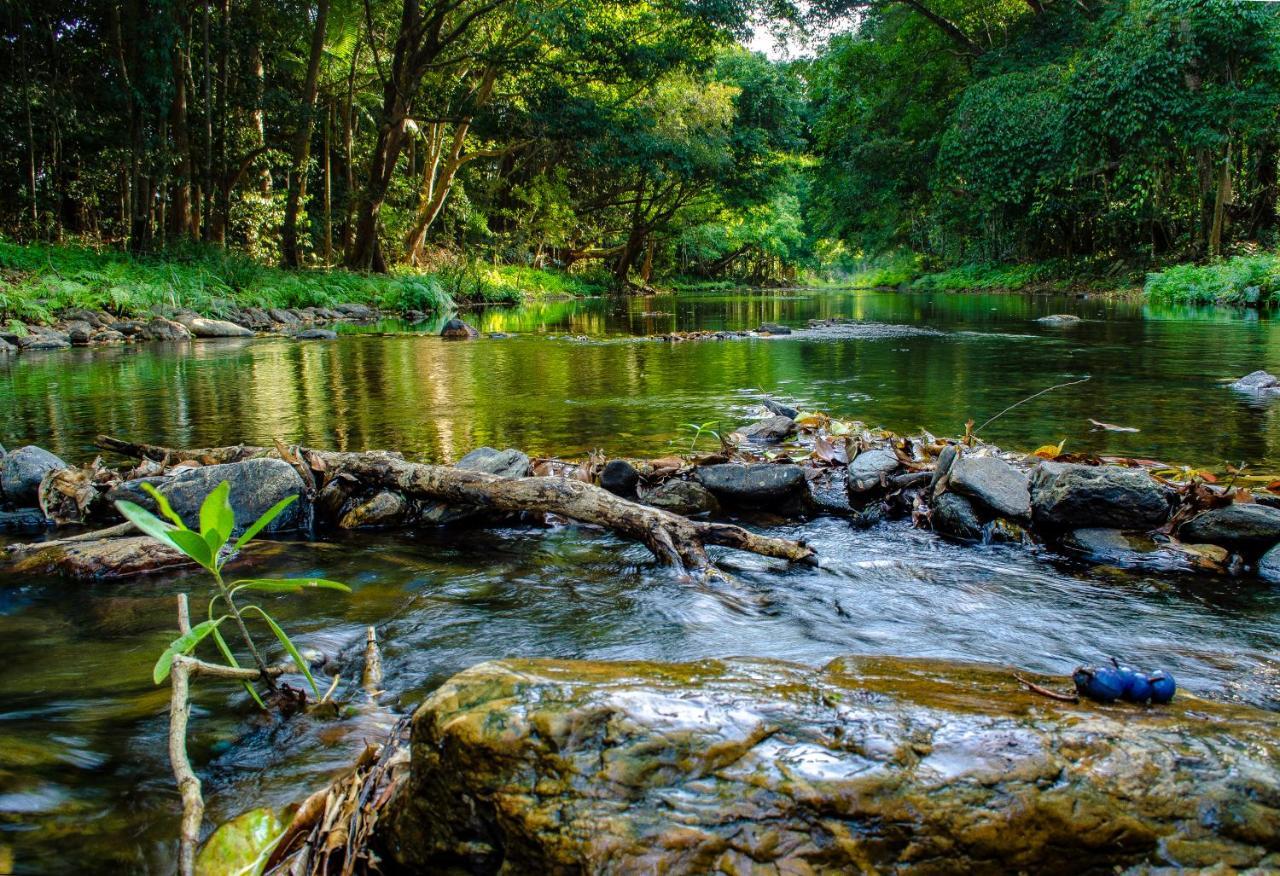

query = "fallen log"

[
  {"left": 58, "top": 437, "right": 817, "bottom": 580},
  {"left": 334, "top": 454, "right": 815, "bottom": 577}
]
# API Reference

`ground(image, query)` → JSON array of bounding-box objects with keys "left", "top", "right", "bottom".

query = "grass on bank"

[
  {"left": 0, "top": 241, "right": 607, "bottom": 324},
  {"left": 1144, "top": 253, "right": 1280, "bottom": 306}
]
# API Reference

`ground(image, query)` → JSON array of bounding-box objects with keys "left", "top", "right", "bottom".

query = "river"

[{"left": 1, "top": 287, "right": 1279, "bottom": 871}]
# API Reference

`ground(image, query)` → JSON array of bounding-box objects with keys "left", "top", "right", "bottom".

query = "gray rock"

[
  {"left": 139, "top": 317, "right": 193, "bottom": 341},
  {"left": 422, "top": 447, "right": 531, "bottom": 525},
  {"left": 295, "top": 328, "right": 338, "bottom": 340},
  {"left": 187, "top": 318, "right": 255, "bottom": 338},
  {"left": 1036, "top": 314, "right": 1081, "bottom": 324},
  {"left": 642, "top": 479, "right": 720, "bottom": 517},
  {"left": 382, "top": 655, "right": 1280, "bottom": 875},
  {"left": 441, "top": 317, "right": 479, "bottom": 339},
  {"left": 695, "top": 463, "right": 807, "bottom": 507},
  {"left": 1030, "top": 462, "right": 1168, "bottom": 531},
  {"left": 335, "top": 302, "right": 375, "bottom": 319},
  {"left": 599, "top": 460, "right": 640, "bottom": 498},
  {"left": 237, "top": 308, "right": 275, "bottom": 330},
  {"left": 1230, "top": 370, "right": 1280, "bottom": 392},
  {"left": 948, "top": 455, "right": 1031, "bottom": 520},
  {"left": 61, "top": 308, "right": 109, "bottom": 328},
  {"left": 1061, "top": 528, "right": 1177, "bottom": 569},
  {"left": 931, "top": 492, "right": 985, "bottom": 542},
  {"left": 268, "top": 308, "right": 300, "bottom": 324},
  {"left": 17, "top": 330, "right": 71, "bottom": 350},
  {"left": 157, "top": 459, "right": 306, "bottom": 533},
  {"left": 735, "top": 415, "right": 796, "bottom": 444},
  {"left": 339, "top": 490, "right": 410, "bottom": 529},
  {"left": 0, "top": 337, "right": 14, "bottom": 354},
  {"left": 756, "top": 322, "right": 791, "bottom": 335},
  {"left": 91, "top": 329, "right": 125, "bottom": 345},
  {"left": 846, "top": 448, "right": 900, "bottom": 495},
  {"left": 1, "top": 446, "right": 69, "bottom": 505},
  {"left": 1258, "top": 542, "right": 1280, "bottom": 583},
  {"left": 762, "top": 398, "right": 799, "bottom": 419},
  {"left": 65, "top": 321, "right": 94, "bottom": 345},
  {"left": 1180, "top": 504, "right": 1280, "bottom": 557},
  {"left": 0, "top": 508, "right": 52, "bottom": 533}
]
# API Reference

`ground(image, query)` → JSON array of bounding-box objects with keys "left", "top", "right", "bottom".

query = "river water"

[{"left": 1, "top": 288, "right": 1279, "bottom": 872}]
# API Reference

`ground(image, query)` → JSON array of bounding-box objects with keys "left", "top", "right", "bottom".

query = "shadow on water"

[{"left": 2, "top": 288, "right": 1280, "bottom": 870}]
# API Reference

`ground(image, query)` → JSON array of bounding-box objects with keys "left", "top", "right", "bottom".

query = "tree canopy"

[{"left": 1, "top": 0, "right": 1276, "bottom": 286}]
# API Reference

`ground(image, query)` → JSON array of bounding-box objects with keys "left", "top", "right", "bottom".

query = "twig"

[
  {"left": 362, "top": 626, "right": 383, "bottom": 696},
  {"left": 973, "top": 377, "right": 1092, "bottom": 436},
  {"left": 1014, "top": 672, "right": 1079, "bottom": 703},
  {"left": 170, "top": 595, "right": 203, "bottom": 876}
]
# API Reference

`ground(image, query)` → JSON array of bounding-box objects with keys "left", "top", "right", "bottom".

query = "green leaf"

[
  {"left": 211, "top": 625, "right": 266, "bottom": 710},
  {"left": 141, "top": 482, "right": 187, "bottom": 529},
  {"left": 153, "top": 618, "right": 225, "bottom": 684},
  {"left": 199, "top": 481, "right": 235, "bottom": 557},
  {"left": 245, "top": 606, "right": 319, "bottom": 698},
  {"left": 115, "top": 499, "right": 177, "bottom": 548},
  {"left": 230, "top": 578, "right": 350, "bottom": 597},
  {"left": 168, "top": 528, "right": 216, "bottom": 570},
  {"left": 232, "top": 495, "right": 299, "bottom": 552}
]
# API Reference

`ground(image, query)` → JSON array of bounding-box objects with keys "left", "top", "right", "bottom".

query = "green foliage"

[
  {"left": 1145, "top": 253, "right": 1280, "bottom": 305},
  {"left": 115, "top": 482, "right": 348, "bottom": 703},
  {"left": 678, "top": 420, "right": 720, "bottom": 454}
]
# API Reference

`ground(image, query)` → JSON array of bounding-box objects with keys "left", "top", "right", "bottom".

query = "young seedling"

[{"left": 116, "top": 482, "right": 348, "bottom": 706}]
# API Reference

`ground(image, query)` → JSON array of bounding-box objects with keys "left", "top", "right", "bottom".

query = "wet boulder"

[
  {"left": 382, "top": 655, "right": 1280, "bottom": 874},
  {"left": 421, "top": 447, "right": 531, "bottom": 525},
  {"left": 734, "top": 415, "right": 796, "bottom": 444},
  {"left": 339, "top": 490, "right": 411, "bottom": 529},
  {"left": 0, "top": 509, "right": 52, "bottom": 534},
  {"left": 1258, "top": 542, "right": 1280, "bottom": 583},
  {"left": 1035, "top": 314, "right": 1081, "bottom": 324},
  {"left": 1030, "top": 462, "right": 1168, "bottom": 532},
  {"left": 948, "top": 454, "right": 1031, "bottom": 520},
  {"left": 186, "top": 317, "right": 255, "bottom": 338},
  {"left": 599, "top": 459, "right": 640, "bottom": 498},
  {"left": 65, "top": 321, "right": 94, "bottom": 346},
  {"left": 1180, "top": 503, "right": 1280, "bottom": 557},
  {"left": 268, "top": 308, "right": 300, "bottom": 324},
  {"left": 16, "top": 329, "right": 71, "bottom": 350},
  {"left": 846, "top": 447, "right": 900, "bottom": 496},
  {"left": 156, "top": 459, "right": 306, "bottom": 533},
  {"left": 756, "top": 322, "right": 791, "bottom": 335},
  {"left": 295, "top": 328, "right": 338, "bottom": 340},
  {"left": 1230, "top": 370, "right": 1280, "bottom": 394},
  {"left": 762, "top": 397, "right": 799, "bottom": 419},
  {"left": 0, "top": 337, "right": 14, "bottom": 355},
  {"left": 440, "top": 317, "right": 480, "bottom": 340},
  {"left": 694, "top": 463, "right": 807, "bottom": 507},
  {"left": 931, "top": 491, "right": 985, "bottom": 542},
  {"left": 642, "top": 479, "right": 720, "bottom": 517},
  {"left": 1, "top": 445, "right": 69, "bottom": 506}
]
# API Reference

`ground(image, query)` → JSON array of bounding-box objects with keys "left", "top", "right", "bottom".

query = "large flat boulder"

[
  {"left": 1, "top": 445, "right": 68, "bottom": 506},
  {"left": 694, "top": 463, "right": 807, "bottom": 507},
  {"left": 382, "top": 655, "right": 1280, "bottom": 874},
  {"left": 948, "top": 454, "right": 1031, "bottom": 520},
  {"left": 186, "top": 317, "right": 255, "bottom": 338},
  {"left": 1030, "top": 462, "right": 1168, "bottom": 531}
]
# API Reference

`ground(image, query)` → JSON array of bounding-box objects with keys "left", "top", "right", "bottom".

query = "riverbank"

[{"left": 0, "top": 242, "right": 607, "bottom": 329}]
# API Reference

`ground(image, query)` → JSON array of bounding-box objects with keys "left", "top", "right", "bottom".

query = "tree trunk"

[
  {"left": 1209, "top": 141, "right": 1232, "bottom": 258},
  {"left": 281, "top": 0, "right": 331, "bottom": 267},
  {"left": 168, "top": 0, "right": 194, "bottom": 239}
]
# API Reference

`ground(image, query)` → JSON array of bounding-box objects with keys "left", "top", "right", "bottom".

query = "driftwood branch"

[
  {"left": 335, "top": 454, "right": 815, "bottom": 578},
  {"left": 94, "top": 436, "right": 816, "bottom": 579},
  {"left": 170, "top": 595, "right": 203, "bottom": 876}
]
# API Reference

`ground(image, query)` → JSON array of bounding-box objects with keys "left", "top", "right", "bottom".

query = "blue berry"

[
  {"left": 1148, "top": 670, "right": 1176, "bottom": 704},
  {"left": 1073, "top": 666, "right": 1125, "bottom": 702}
]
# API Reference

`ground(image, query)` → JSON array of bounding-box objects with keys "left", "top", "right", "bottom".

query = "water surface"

[{"left": 2, "top": 288, "right": 1279, "bottom": 872}]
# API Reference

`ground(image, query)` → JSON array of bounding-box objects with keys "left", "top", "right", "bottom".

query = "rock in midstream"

[
  {"left": 111, "top": 458, "right": 307, "bottom": 533},
  {"left": 734, "top": 415, "right": 796, "bottom": 444},
  {"left": 1, "top": 445, "right": 68, "bottom": 506},
  {"left": 380, "top": 655, "right": 1280, "bottom": 874},
  {"left": 420, "top": 447, "right": 532, "bottom": 525},
  {"left": 694, "top": 463, "right": 808, "bottom": 507},
  {"left": 931, "top": 491, "right": 985, "bottom": 542},
  {"left": 1180, "top": 503, "right": 1280, "bottom": 557},
  {"left": 1030, "top": 461, "right": 1169, "bottom": 531},
  {"left": 641, "top": 479, "right": 720, "bottom": 517},
  {"left": 947, "top": 454, "right": 1031, "bottom": 520},
  {"left": 846, "top": 447, "right": 900, "bottom": 496}
]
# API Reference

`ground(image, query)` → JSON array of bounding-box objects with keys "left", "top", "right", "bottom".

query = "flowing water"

[{"left": 2, "top": 288, "right": 1279, "bottom": 872}]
